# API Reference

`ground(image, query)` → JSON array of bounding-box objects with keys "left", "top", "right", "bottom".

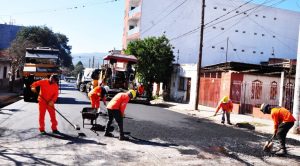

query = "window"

[
  {"left": 241, "top": 50, "right": 245, "bottom": 52},
  {"left": 270, "top": 81, "right": 277, "bottom": 100},
  {"left": 253, "top": 51, "right": 256, "bottom": 54},
  {"left": 273, "top": 35, "right": 276, "bottom": 38},
  {"left": 220, "top": 47, "right": 224, "bottom": 50},
  {"left": 178, "top": 77, "right": 185, "bottom": 91},
  {"left": 212, "top": 46, "right": 215, "bottom": 48},
  {"left": 221, "top": 27, "right": 224, "bottom": 30},
  {"left": 236, "top": 11, "right": 239, "bottom": 13},
  {"left": 262, "top": 34, "right": 265, "bottom": 37},
  {"left": 263, "top": 16, "right": 266, "bottom": 18},
  {"left": 274, "top": 17, "right": 277, "bottom": 20},
  {"left": 251, "top": 80, "right": 262, "bottom": 100},
  {"left": 235, "top": 30, "right": 239, "bottom": 32},
  {"left": 233, "top": 49, "right": 237, "bottom": 51},
  {"left": 255, "top": 14, "right": 258, "bottom": 17},
  {"left": 260, "top": 52, "right": 264, "bottom": 54},
  {"left": 223, "top": 8, "right": 226, "bottom": 11},
  {"left": 242, "top": 31, "right": 246, "bottom": 33},
  {"left": 213, "top": 26, "right": 216, "bottom": 29},
  {"left": 214, "top": 7, "right": 217, "bottom": 9},
  {"left": 254, "top": 33, "right": 257, "bottom": 35}
]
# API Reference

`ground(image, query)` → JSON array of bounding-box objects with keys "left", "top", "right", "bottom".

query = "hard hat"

[
  {"left": 221, "top": 96, "right": 229, "bottom": 103},
  {"left": 128, "top": 89, "right": 136, "bottom": 99},
  {"left": 260, "top": 103, "right": 270, "bottom": 114}
]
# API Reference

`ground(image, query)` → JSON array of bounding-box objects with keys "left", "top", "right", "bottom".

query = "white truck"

[{"left": 76, "top": 68, "right": 96, "bottom": 92}]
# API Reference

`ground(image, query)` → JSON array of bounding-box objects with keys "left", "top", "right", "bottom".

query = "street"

[{"left": 0, "top": 81, "right": 299, "bottom": 165}]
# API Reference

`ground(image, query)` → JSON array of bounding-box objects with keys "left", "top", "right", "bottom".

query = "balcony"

[
  {"left": 128, "top": 26, "right": 140, "bottom": 36},
  {"left": 128, "top": 6, "right": 141, "bottom": 20}
]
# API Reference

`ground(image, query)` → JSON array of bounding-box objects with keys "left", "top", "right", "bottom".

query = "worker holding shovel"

[
  {"left": 104, "top": 89, "right": 136, "bottom": 141},
  {"left": 260, "top": 103, "right": 295, "bottom": 156},
  {"left": 31, "top": 74, "right": 59, "bottom": 134},
  {"left": 88, "top": 85, "right": 109, "bottom": 113},
  {"left": 214, "top": 96, "right": 233, "bottom": 125}
]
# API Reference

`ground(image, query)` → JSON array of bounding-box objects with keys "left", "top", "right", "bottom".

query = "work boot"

[
  {"left": 227, "top": 122, "right": 233, "bottom": 125},
  {"left": 119, "top": 135, "right": 129, "bottom": 141},
  {"left": 221, "top": 121, "right": 225, "bottom": 124},
  {"left": 40, "top": 131, "right": 46, "bottom": 135},
  {"left": 275, "top": 148, "right": 287, "bottom": 156},
  {"left": 52, "top": 130, "right": 60, "bottom": 134},
  {"left": 104, "top": 132, "right": 114, "bottom": 137}
]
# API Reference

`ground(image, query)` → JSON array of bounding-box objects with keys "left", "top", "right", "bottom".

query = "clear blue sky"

[
  {"left": 0, "top": 0, "right": 124, "bottom": 54},
  {"left": 0, "top": 0, "right": 300, "bottom": 54}
]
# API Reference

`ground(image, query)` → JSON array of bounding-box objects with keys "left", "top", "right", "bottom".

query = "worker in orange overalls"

[
  {"left": 104, "top": 89, "right": 136, "bottom": 141},
  {"left": 88, "top": 85, "right": 109, "bottom": 112},
  {"left": 260, "top": 103, "right": 295, "bottom": 156},
  {"left": 137, "top": 83, "right": 145, "bottom": 97},
  {"left": 31, "top": 74, "right": 59, "bottom": 134},
  {"left": 214, "top": 96, "right": 233, "bottom": 125}
]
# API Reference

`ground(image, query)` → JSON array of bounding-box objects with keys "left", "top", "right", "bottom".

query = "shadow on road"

[
  {"left": 127, "top": 135, "right": 179, "bottom": 147},
  {"left": 124, "top": 107, "right": 300, "bottom": 165},
  {"left": 44, "top": 132, "right": 106, "bottom": 145},
  {"left": 56, "top": 97, "right": 90, "bottom": 105}
]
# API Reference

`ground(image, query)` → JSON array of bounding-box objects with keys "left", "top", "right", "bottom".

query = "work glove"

[
  {"left": 213, "top": 113, "right": 217, "bottom": 116},
  {"left": 31, "top": 87, "right": 37, "bottom": 93},
  {"left": 48, "top": 101, "right": 54, "bottom": 107}
]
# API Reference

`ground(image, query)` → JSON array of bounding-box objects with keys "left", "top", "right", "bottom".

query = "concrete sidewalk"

[{"left": 151, "top": 99, "right": 300, "bottom": 142}]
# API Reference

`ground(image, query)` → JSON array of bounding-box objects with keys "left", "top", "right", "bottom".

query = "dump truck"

[
  {"left": 22, "top": 47, "right": 60, "bottom": 102},
  {"left": 95, "top": 50, "right": 138, "bottom": 99}
]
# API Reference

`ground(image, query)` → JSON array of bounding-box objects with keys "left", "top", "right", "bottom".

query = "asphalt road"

[{"left": 0, "top": 81, "right": 299, "bottom": 165}]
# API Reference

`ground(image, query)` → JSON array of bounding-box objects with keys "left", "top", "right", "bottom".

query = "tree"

[
  {"left": 8, "top": 26, "right": 72, "bottom": 91},
  {"left": 72, "top": 61, "right": 84, "bottom": 77},
  {"left": 125, "top": 35, "right": 174, "bottom": 100}
]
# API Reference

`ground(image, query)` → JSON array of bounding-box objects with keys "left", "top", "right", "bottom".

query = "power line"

[
  {"left": 141, "top": 0, "right": 189, "bottom": 35},
  {"left": 205, "top": 0, "right": 255, "bottom": 26},
  {"left": 3, "top": 0, "right": 119, "bottom": 16}
]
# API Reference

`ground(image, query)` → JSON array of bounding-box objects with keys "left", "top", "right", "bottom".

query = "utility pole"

[
  {"left": 92, "top": 56, "right": 95, "bottom": 68},
  {"left": 226, "top": 37, "right": 229, "bottom": 63},
  {"left": 89, "top": 58, "right": 91, "bottom": 68},
  {"left": 195, "top": 0, "right": 206, "bottom": 110},
  {"left": 177, "top": 49, "right": 180, "bottom": 64},
  {"left": 292, "top": 27, "right": 300, "bottom": 134}
]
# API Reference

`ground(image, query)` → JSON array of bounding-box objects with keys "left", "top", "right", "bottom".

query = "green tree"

[
  {"left": 8, "top": 26, "right": 72, "bottom": 91},
  {"left": 125, "top": 35, "right": 174, "bottom": 100},
  {"left": 72, "top": 61, "right": 84, "bottom": 77}
]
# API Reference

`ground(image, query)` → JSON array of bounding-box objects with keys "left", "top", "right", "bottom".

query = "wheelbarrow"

[{"left": 81, "top": 107, "right": 99, "bottom": 128}]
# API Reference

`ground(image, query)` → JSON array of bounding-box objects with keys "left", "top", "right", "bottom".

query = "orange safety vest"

[
  {"left": 215, "top": 100, "right": 233, "bottom": 113},
  {"left": 106, "top": 93, "right": 130, "bottom": 115},
  {"left": 88, "top": 86, "right": 102, "bottom": 98},
  {"left": 271, "top": 107, "right": 296, "bottom": 130},
  {"left": 31, "top": 79, "right": 59, "bottom": 103}
]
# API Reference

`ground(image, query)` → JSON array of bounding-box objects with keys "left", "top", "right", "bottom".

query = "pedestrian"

[
  {"left": 88, "top": 85, "right": 109, "bottom": 112},
  {"left": 260, "top": 103, "right": 295, "bottom": 155},
  {"left": 31, "top": 74, "right": 59, "bottom": 134},
  {"left": 214, "top": 96, "right": 233, "bottom": 125},
  {"left": 104, "top": 89, "right": 136, "bottom": 141}
]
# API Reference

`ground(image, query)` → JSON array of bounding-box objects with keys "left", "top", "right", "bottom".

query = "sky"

[{"left": 1, "top": 0, "right": 300, "bottom": 55}]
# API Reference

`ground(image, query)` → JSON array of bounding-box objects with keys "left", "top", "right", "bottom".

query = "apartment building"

[{"left": 123, "top": 0, "right": 300, "bottom": 108}]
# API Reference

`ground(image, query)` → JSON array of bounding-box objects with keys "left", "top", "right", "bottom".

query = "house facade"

[{"left": 122, "top": 0, "right": 300, "bottom": 110}]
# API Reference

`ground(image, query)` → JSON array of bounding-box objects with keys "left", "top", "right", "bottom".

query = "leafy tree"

[
  {"left": 8, "top": 26, "right": 72, "bottom": 91},
  {"left": 72, "top": 61, "right": 84, "bottom": 77},
  {"left": 125, "top": 35, "right": 174, "bottom": 100}
]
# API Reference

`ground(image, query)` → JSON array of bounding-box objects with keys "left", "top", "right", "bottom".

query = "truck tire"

[{"left": 80, "top": 84, "right": 86, "bottom": 92}]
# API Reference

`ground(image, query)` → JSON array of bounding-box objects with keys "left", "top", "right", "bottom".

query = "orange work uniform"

[
  {"left": 215, "top": 100, "right": 233, "bottom": 113},
  {"left": 31, "top": 79, "right": 59, "bottom": 132},
  {"left": 88, "top": 86, "right": 106, "bottom": 109},
  {"left": 106, "top": 92, "right": 130, "bottom": 116},
  {"left": 271, "top": 107, "right": 296, "bottom": 130},
  {"left": 138, "top": 85, "right": 144, "bottom": 96}
]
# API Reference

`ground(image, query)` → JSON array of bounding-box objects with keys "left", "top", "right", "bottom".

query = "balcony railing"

[
  {"left": 128, "top": 26, "right": 140, "bottom": 36},
  {"left": 129, "top": 6, "right": 141, "bottom": 18}
]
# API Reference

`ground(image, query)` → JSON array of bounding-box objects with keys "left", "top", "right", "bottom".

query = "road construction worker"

[
  {"left": 104, "top": 89, "right": 136, "bottom": 141},
  {"left": 214, "top": 96, "right": 233, "bottom": 125},
  {"left": 88, "top": 85, "right": 109, "bottom": 111},
  {"left": 260, "top": 103, "right": 295, "bottom": 156},
  {"left": 137, "top": 83, "right": 145, "bottom": 97},
  {"left": 31, "top": 74, "right": 59, "bottom": 134}
]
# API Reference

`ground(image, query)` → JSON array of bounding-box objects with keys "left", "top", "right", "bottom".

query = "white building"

[{"left": 123, "top": 0, "right": 300, "bottom": 106}]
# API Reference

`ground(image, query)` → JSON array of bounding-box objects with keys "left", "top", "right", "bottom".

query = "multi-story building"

[{"left": 123, "top": 0, "right": 300, "bottom": 107}]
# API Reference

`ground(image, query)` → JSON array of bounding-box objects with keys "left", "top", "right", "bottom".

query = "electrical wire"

[
  {"left": 3, "top": 0, "right": 119, "bottom": 16},
  {"left": 141, "top": 0, "right": 188, "bottom": 35}
]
